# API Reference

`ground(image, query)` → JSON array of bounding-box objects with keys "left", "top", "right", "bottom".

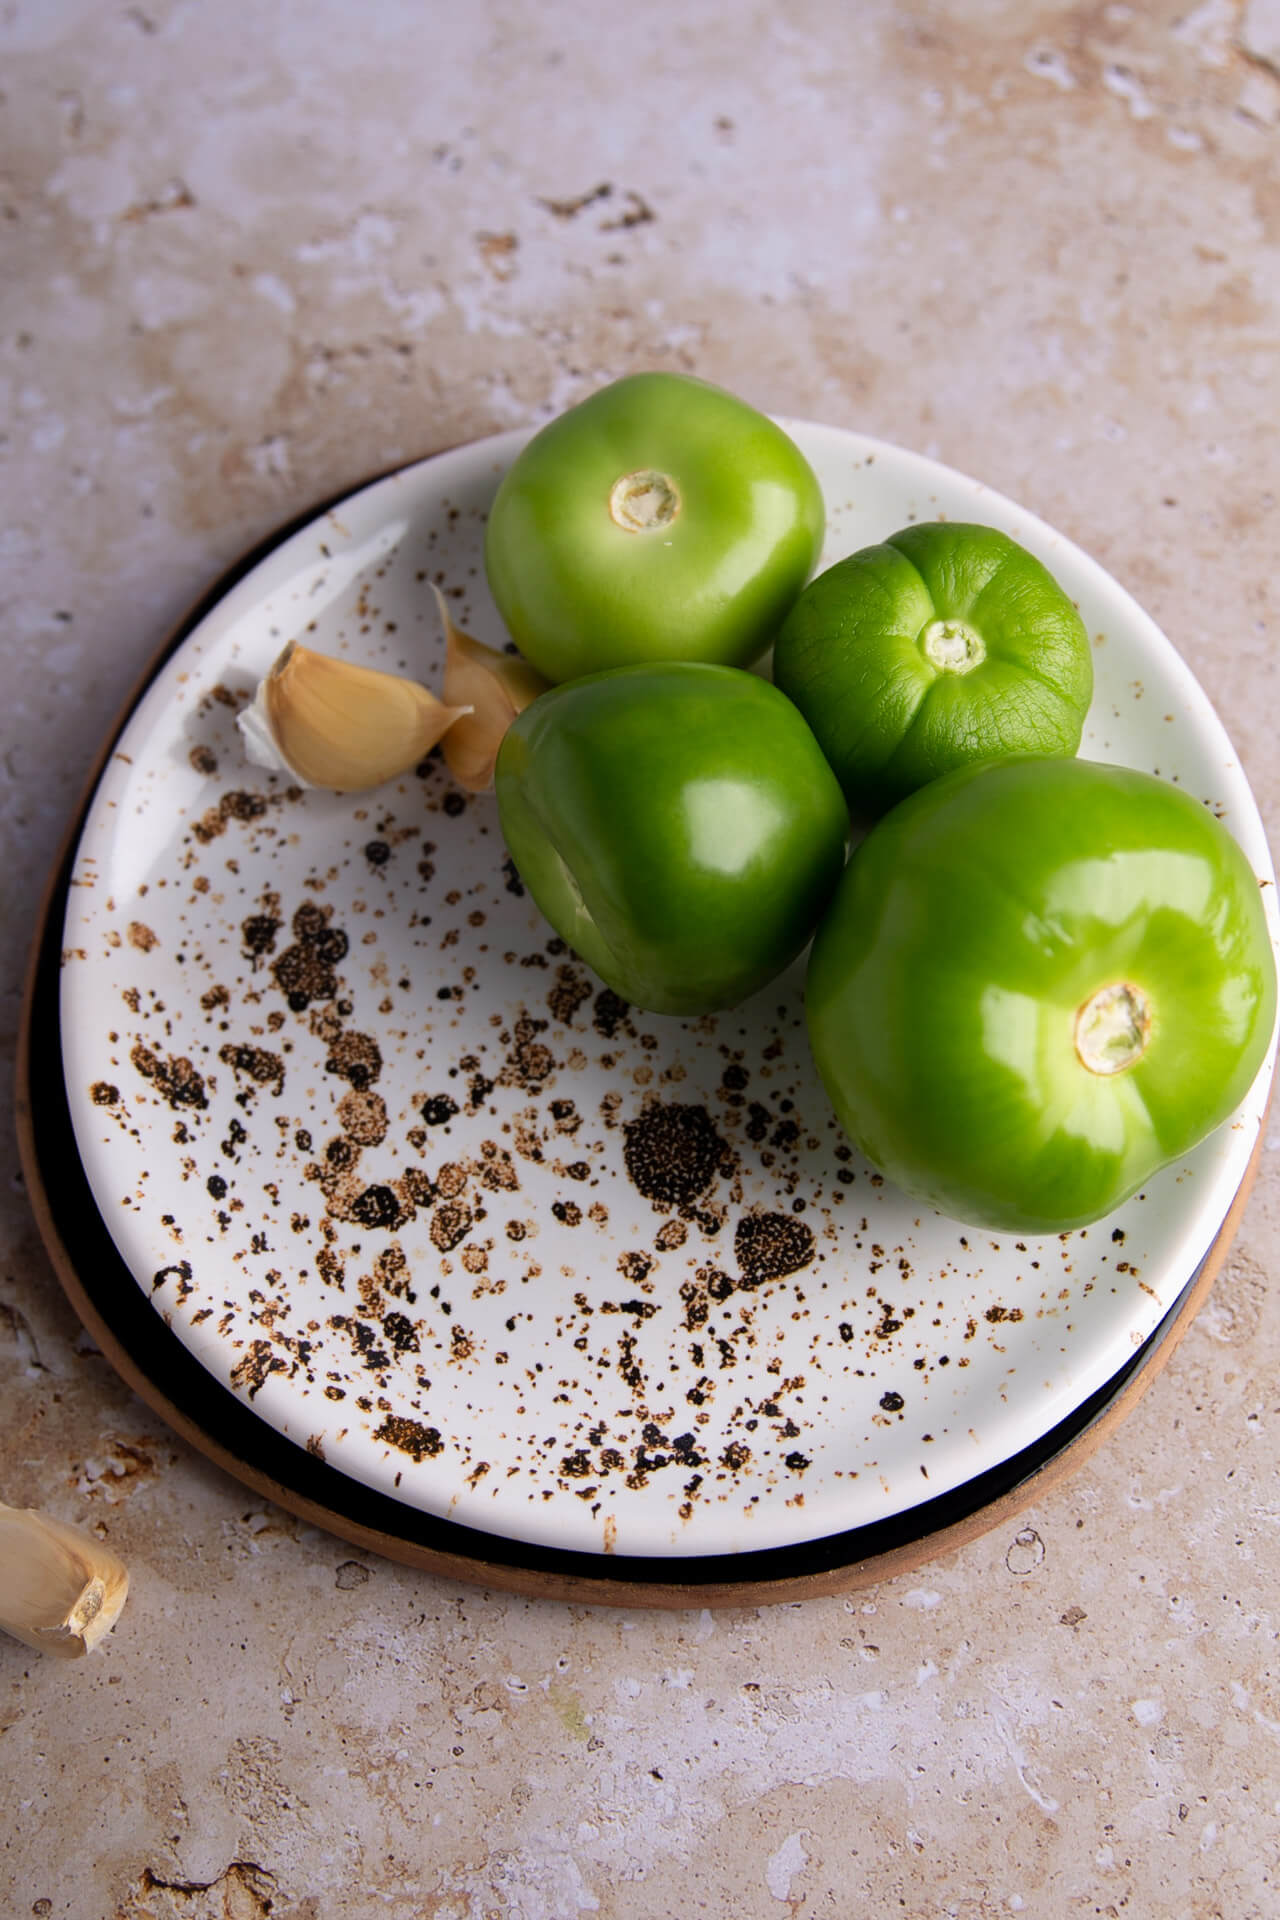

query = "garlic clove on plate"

[
  {"left": 434, "top": 586, "right": 550, "bottom": 792},
  {"left": 0, "top": 1503, "right": 129, "bottom": 1659},
  {"left": 238, "top": 641, "right": 471, "bottom": 792}
]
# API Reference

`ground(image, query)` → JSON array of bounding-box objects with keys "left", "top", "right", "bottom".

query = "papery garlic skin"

[
  {"left": 238, "top": 674, "right": 314, "bottom": 784},
  {"left": 0, "top": 1504, "right": 129, "bottom": 1659},
  {"left": 434, "top": 586, "right": 550, "bottom": 792},
  {"left": 237, "top": 640, "right": 470, "bottom": 792}
]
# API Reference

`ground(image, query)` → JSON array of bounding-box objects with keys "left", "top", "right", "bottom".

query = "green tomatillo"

[
  {"left": 484, "top": 372, "right": 825, "bottom": 682},
  {"left": 772, "top": 521, "right": 1094, "bottom": 818},
  {"left": 495, "top": 662, "right": 848, "bottom": 1017},
  {"left": 805, "top": 756, "right": 1277, "bottom": 1234}
]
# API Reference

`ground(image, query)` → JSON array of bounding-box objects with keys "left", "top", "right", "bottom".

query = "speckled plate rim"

[{"left": 15, "top": 459, "right": 1272, "bottom": 1606}]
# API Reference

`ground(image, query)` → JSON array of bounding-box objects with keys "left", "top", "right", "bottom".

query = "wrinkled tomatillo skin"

[
  {"left": 805, "top": 757, "right": 1277, "bottom": 1234},
  {"left": 495, "top": 663, "right": 847, "bottom": 1017},
  {"left": 484, "top": 373, "right": 826, "bottom": 683},
  {"left": 773, "top": 522, "right": 1093, "bottom": 818}
]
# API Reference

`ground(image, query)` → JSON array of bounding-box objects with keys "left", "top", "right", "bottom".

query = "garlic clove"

[
  {"left": 238, "top": 641, "right": 471, "bottom": 793},
  {"left": 0, "top": 1503, "right": 129, "bottom": 1659},
  {"left": 434, "top": 585, "right": 550, "bottom": 792}
]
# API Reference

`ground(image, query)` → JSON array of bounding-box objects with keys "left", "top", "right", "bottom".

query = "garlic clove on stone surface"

[
  {"left": 0, "top": 1503, "right": 129, "bottom": 1659},
  {"left": 238, "top": 641, "right": 471, "bottom": 792},
  {"left": 434, "top": 585, "right": 550, "bottom": 792}
]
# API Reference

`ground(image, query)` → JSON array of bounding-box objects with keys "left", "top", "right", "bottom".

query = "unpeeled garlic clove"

[
  {"left": 0, "top": 1502, "right": 129, "bottom": 1659},
  {"left": 434, "top": 585, "right": 550, "bottom": 792},
  {"left": 238, "top": 641, "right": 471, "bottom": 792}
]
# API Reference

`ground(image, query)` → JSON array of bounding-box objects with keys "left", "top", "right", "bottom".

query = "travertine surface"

[{"left": 3, "top": 2, "right": 1279, "bottom": 1914}]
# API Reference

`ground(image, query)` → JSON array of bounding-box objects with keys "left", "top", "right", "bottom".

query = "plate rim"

[{"left": 16, "top": 447, "right": 1270, "bottom": 1606}]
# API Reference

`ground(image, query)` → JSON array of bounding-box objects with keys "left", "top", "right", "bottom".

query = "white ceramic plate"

[{"left": 59, "top": 423, "right": 1279, "bottom": 1558}]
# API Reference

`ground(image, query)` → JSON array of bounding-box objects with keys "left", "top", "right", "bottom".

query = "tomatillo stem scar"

[
  {"left": 609, "top": 469, "right": 681, "bottom": 533},
  {"left": 1075, "top": 982, "right": 1152, "bottom": 1075}
]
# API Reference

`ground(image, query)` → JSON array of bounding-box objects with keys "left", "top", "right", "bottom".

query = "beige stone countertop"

[{"left": 4, "top": 3, "right": 1280, "bottom": 1915}]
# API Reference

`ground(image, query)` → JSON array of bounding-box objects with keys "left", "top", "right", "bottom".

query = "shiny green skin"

[
  {"left": 773, "top": 522, "right": 1094, "bottom": 819},
  {"left": 806, "top": 757, "right": 1277, "bottom": 1234},
  {"left": 495, "top": 663, "right": 848, "bottom": 1017},
  {"left": 484, "top": 373, "right": 825, "bottom": 683}
]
